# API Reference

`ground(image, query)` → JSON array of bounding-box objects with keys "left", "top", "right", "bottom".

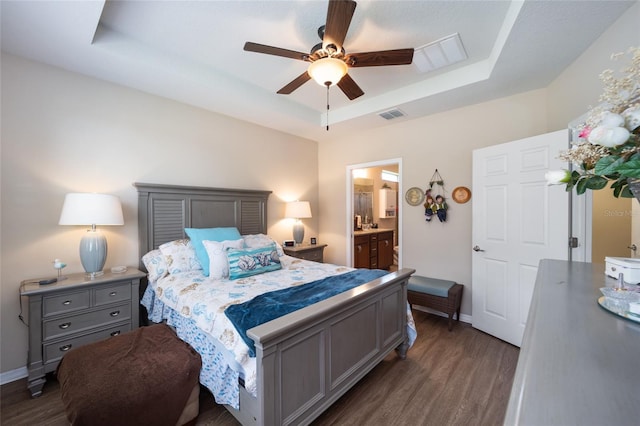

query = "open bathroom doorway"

[{"left": 346, "top": 158, "right": 402, "bottom": 270}]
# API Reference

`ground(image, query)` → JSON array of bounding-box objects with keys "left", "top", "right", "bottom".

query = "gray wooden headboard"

[{"left": 134, "top": 182, "right": 271, "bottom": 269}]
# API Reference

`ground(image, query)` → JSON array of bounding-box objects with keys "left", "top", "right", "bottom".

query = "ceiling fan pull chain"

[{"left": 326, "top": 83, "right": 330, "bottom": 131}]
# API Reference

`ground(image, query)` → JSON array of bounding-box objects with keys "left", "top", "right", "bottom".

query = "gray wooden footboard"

[
  {"left": 236, "top": 268, "right": 414, "bottom": 426},
  {"left": 134, "top": 183, "right": 414, "bottom": 425}
]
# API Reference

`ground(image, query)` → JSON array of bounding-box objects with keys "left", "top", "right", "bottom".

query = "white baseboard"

[
  {"left": 0, "top": 367, "right": 27, "bottom": 385},
  {"left": 413, "top": 305, "right": 471, "bottom": 325}
]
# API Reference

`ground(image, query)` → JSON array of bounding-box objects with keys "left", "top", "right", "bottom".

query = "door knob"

[
  {"left": 473, "top": 245, "right": 485, "bottom": 252},
  {"left": 628, "top": 244, "right": 637, "bottom": 252}
]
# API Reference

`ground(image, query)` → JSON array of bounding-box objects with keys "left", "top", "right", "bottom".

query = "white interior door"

[{"left": 472, "top": 130, "right": 569, "bottom": 347}]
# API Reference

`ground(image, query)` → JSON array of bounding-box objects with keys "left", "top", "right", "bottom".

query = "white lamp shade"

[
  {"left": 308, "top": 58, "right": 348, "bottom": 87},
  {"left": 59, "top": 193, "right": 124, "bottom": 226},
  {"left": 285, "top": 201, "right": 312, "bottom": 219}
]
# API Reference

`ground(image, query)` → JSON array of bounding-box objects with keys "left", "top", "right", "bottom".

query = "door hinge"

[{"left": 569, "top": 237, "right": 579, "bottom": 248}]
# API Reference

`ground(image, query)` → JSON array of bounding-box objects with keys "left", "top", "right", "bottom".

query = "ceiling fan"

[{"left": 243, "top": 0, "right": 414, "bottom": 101}]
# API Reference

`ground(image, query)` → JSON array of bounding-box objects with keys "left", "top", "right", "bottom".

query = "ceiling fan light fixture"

[{"left": 308, "top": 57, "right": 348, "bottom": 87}]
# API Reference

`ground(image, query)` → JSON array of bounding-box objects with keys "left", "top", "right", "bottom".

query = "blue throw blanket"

[{"left": 225, "top": 269, "right": 388, "bottom": 357}]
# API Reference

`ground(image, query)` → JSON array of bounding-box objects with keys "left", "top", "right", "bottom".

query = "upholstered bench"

[
  {"left": 56, "top": 323, "right": 201, "bottom": 426},
  {"left": 407, "top": 276, "right": 463, "bottom": 331}
]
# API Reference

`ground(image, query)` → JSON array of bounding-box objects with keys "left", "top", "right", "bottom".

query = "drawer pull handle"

[
  {"left": 357, "top": 245, "right": 362, "bottom": 253},
  {"left": 59, "top": 344, "right": 72, "bottom": 352},
  {"left": 62, "top": 300, "right": 71, "bottom": 305},
  {"left": 59, "top": 322, "right": 71, "bottom": 329},
  {"left": 109, "top": 291, "right": 117, "bottom": 297},
  {"left": 385, "top": 241, "right": 389, "bottom": 247},
  {"left": 110, "top": 330, "right": 121, "bottom": 337},
  {"left": 110, "top": 310, "right": 120, "bottom": 317}
]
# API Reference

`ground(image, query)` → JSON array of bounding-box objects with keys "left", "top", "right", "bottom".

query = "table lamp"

[
  {"left": 285, "top": 201, "right": 312, "bottom": 245},
  {"left": 59, "top": 193, "right": 124, "bottom": 278}
]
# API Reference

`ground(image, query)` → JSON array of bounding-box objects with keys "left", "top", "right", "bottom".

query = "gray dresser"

[
  {"left": 20, "top": 269, "right": 145, "bottom": 397},
  {"left": 504, "top": 260, "right": 640, "bottom": 425}
]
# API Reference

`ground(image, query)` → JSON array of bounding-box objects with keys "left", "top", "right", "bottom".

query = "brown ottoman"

[
  {"left": 408, "top": 276, "right": 463, "bottom": 331},
  {"left": 57, "top": 323, "right": 201, "bottom": 426}
]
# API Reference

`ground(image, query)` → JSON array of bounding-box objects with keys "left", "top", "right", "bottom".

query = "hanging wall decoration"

[
  {"left": 452, "top": 186, "right": 472, "bottom": 204},
  {"left": 424, "top": 169, "right": 448, "bottom": 222},
  {"left": 405, "top": 187, "right": 425, "bottom": 206}
]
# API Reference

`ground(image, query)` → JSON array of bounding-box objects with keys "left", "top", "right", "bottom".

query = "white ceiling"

[{"left": 1, "top": 0, "right": 636, "bottom": 142}]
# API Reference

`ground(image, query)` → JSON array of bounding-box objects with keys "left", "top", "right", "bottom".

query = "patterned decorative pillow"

[
  {"left": 242, "top": 234, "right": 285, "bottom": 258},
  {"left": 203, "top": 239, "right": 244, "bottom": 279},
  {"left": 185, "top": 227, "right": 243, "bottom": 276},
  {"left": 228, "top": 243, "right": 282, "bottom": 280},
  {"left": 142, "top": 249, "right": 168, "bottom": 282},
  {"left": 159, "top": 239, "right": 201, "bottom": 274}
]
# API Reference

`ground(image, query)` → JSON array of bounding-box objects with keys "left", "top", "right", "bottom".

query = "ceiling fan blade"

[
  {"left": 345, "top": 48, "right": 414, "bottom": 67},
  {"left": 277, "top": 72, "right": 312, "bottom": 95},
  {"left": 337, "top": 73, "right": 364, "bottom": 100},
  {"left": 244, "top": 42, "right": 308, "bottom": 61},
  {"left": 323, "top": 0, "right": 357, "bottom": 50}
]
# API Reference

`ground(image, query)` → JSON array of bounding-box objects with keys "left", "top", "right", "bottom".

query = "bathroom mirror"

[
  {"left": 354, "top": 191, "right": 373, "bottom": 224},
  {"left": 354, "top": 178, "right": 374, "bottom": 226}
]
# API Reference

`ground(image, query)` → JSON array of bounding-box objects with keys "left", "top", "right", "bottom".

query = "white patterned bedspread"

[{"left": 141, "top": 256, "right": 416, "bottom": 409}]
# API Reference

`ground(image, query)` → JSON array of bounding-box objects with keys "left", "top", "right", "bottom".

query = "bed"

[{"left": 135, "top": 182, "right": 416, "bottom": 426}]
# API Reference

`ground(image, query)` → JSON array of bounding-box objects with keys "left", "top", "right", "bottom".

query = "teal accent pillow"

[
  {"left": 228, "top": 243, "right": 282, "bottom": 280},
  {"left": 184, "top": 227, "right": 242, "bottom": 276}
]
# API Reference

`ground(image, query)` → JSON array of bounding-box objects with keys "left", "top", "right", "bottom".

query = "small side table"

[
  {"left": 283, "top": 243, "right": 327, "bottom": 263},
  {"left": 20, "top": 269, "right": 146, "bottom": 397}
]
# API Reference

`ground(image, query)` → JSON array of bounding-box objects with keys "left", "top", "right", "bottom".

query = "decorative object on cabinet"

[
  {"left": 354, "top": 230, "right": 393, "bottom": 269},
  {"left": 379, "top": 188, "right": 397, "bottom": 217},
  {"left": 284, "top": 200, "right": 312, "bottom": 244},
  {"left": 58, "top": 193, "right": 124, "bottom": 278},
  {"left": 19, "top": 268, "right": 145, "bottom": 397},
  {"left": 452, "top": 186, "right": 471, "bottom": 204},
  {"left": 310, "top": 237, "right": 317, "bottom": 245},
  {"left": 283, "top": 243, "right": 326, "bottom": 263},
  {"left": 405, "top": 187, "right": 425, "bottom": 206},
  {"left": 53, "top": 258, "right": 67, "bottom": 281}
]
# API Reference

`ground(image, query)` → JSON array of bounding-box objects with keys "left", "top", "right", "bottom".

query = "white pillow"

[
  {"left": 203, "top": 239, "right": 244, "bottom": 279},
  {"left": 142, "top": 249, "right": 168, "bottom": 282},
  {"left": 242, "top": 234, "right": 285, "bottom": 257},
  {"left": 159, "top": 239, "right": 201, "bottom": 274}
]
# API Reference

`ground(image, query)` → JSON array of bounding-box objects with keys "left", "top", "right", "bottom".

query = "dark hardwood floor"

[{"left": 1, "top": 311, "right": 519, "bottom": 426}]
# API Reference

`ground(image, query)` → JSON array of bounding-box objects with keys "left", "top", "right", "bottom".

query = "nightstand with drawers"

[
  {"left": 283, "top": 243, "right": 327, "bottom": 263},
  {"left": 19, "top": 269, "right": 146, "bottom": 397}
]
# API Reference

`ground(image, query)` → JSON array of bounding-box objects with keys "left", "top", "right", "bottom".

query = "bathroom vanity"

[{"left": 354, "top": 229, "right": 394, "bottom": 270}]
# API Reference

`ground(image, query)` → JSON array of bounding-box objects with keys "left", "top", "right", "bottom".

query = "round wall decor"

[
  {"left": 405, "top": 187, "right": 425, "bottom": 206},
  {"left": 452, "top": 186, "right": 471, "bottom": 204}
]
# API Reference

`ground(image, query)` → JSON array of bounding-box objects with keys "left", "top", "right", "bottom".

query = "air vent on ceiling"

[
  {"left": 378, "top": 108, "right": 406, "bottom": 120},
  {"left": 413, "top": 33, "right": 468, "bottom": 73}
]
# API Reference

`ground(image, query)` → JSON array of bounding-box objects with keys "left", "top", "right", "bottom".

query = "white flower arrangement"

[{"left": 547, "top": 47, "right": 640, "bottom": 197}]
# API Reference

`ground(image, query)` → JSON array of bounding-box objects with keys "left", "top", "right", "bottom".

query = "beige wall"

[
  {"left": 318, "top": 89, "right": 550, "bottom": 317},
  {"left": 592, "top": 186, "right": 632, "bottom": 264},
  {"left": 0, "top": 54, "right": 318, "bottom": 375},
  {"left": 547, "top": 2, "right": 640, "bottom": 130}
]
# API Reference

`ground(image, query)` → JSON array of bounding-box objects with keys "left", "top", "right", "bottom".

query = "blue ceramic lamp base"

[
  {"left": 293, "top": 221, "right": 305, "bottom": 245},
  {"left": 79, "top": 229, "right": 107, "bottom": 278}
]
